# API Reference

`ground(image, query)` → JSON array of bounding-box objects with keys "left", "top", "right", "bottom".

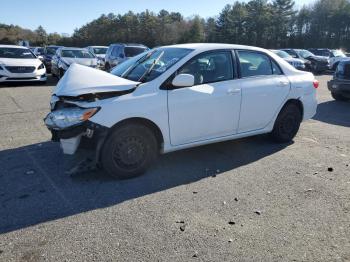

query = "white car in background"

[
  {"left": 45, "top": 43, "right": 318, "bottom": 179},
  {"left": 86, "top": 46, "right": 108, "bottom": 68},
  {"left": 51, "top": 47, "right": 99, "bottom": 78},
  {"left": 0, "top": 45, "right": 47, "bottom": 83}
]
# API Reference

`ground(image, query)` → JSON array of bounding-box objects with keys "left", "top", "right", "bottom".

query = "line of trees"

[{"left": 1, "top": 0, "right": 350, "bottom": 50}]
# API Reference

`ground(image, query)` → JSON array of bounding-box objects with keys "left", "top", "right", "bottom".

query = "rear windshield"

[
  {"left": 46, "top": 47, "right": 60, "bottom": 55},
  {"left": 61, "top": 50, "right": 95, "bottom": 58},
  {"left": 0, "top": 47, "right": 36, "bottom": 59},
  {"left": 124, "top": 47, "right": 148, "bottom": 57},
  {"left": 93, "top": 47, "right": 107, "bottom": 54}
]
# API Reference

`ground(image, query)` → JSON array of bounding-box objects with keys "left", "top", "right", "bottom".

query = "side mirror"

[{"left": 172, "top": 74, "right": 195, "bottom": 87}]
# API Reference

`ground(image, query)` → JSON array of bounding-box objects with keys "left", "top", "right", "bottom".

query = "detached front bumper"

[{"left": 48, "top": 120, "right": 108, "bottom": 155}]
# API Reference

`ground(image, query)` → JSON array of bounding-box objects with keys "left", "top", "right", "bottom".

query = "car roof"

[
  {"left": 161, "top": 43, "right": 270, "bottom": 53},
  {"left": 88, "top": 46, "right": 108, "bottom": 48},
  {"left": 0, "top": 44, "right": 29, "bottom": 49},
  {"left": 60, "top": 47, "right": 87, "bottom": 51},
  {"left": 110, "top": 43, "right": 147, "bottom": 47}
]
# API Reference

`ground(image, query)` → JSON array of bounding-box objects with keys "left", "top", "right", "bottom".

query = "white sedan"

[
  {"left": 45, "top": 43, "right": 318, "bottom": 179},
  {"left": 0, "top": 45, "right": 46, "bottom": 83}
]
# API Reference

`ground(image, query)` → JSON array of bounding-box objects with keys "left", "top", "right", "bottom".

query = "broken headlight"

[{"left": 44, "top": 107, "right": 99, "bottom": 130}]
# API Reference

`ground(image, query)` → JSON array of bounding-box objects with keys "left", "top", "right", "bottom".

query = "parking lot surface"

[{"left": 0, "top": 75, "right": 349, "bottom": 261}]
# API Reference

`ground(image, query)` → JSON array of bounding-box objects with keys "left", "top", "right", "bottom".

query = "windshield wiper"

[
  {"left": 121, "top": 50, "right": 156, "bottom": 79},
  {"left": 138, "top": 51, "right": 165, "bottom": 83}
]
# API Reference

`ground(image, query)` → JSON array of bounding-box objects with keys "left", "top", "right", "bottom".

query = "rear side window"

[
  {"left": 237, "top": 51, "right": 282, "bottom": 78},
  {"left": 178, "top": 51, "right": 234, "bottom": 85},
  {"left": 124, "top": 47, "right": 147, "bottom": 57}
]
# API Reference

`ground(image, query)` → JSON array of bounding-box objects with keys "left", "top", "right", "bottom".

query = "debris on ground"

[
  {"left": 234, "top": 197, "right": 238, "bottom": 201},
  {"left": 223, "top": 201, "right": 227, "bottom": 205},
  {"left": 228, "top": 238, "right": 233, "bottom": 243},
  {"left": 25, "top": 170, "right": 35, "bottom": 175},
  {"left": 305, "top": 188, "right": 314, "bottom": 192},
  {"left": 254, "top": 210, "right": 262, "bottom": 215},
  {"left": 180, "top": 225, "right": 186, "bottom": 232},
  {"left": 228, "top": 221, "right": 236, "bottom": 225},
  {"left": 176, "top": 220, "right": 185, "bottom": 224},
  {"left": 328, "top": 167, "right": 334, "bottom": 172},
  {"left": 192, "top": 252, "right": 198, "bottom": 258},
  {"left": 193, "top": 191, "right": 198, "bottom": 194}
]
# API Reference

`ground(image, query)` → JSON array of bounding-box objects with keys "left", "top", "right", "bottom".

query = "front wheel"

[
  {"left": 270, "top": 103, "right": 302, "bottom": 143},
  {"left": 100, "top": 123, "right": 158, "bottom": 179}
]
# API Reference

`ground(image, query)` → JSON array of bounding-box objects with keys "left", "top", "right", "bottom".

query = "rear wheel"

[
  {"left": 100, "top": 123, "right": 158, "bottom": 179},
  {"left": 331, "top": 92, "right": 349, "bottom": 101},
  {"left": 270, "top": 103, "right": 302, "bottom": 143}
]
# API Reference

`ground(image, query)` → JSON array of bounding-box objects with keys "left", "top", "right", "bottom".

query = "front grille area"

[
  {"left": 5, "top": 66, "right": 35, "bottom": 73},
  {"left": 6, "top": 77, "right": 37, "bottom": 80}
]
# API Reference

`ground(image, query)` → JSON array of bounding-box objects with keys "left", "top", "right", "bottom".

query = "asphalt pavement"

[{"left": 0, "top": 74, "right": 349, "bottom": 261}]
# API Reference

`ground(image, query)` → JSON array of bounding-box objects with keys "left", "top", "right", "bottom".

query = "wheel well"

[
  {"left": 282, "top": 99, "right": 304, "bottom": 118},
  {"left": 110, "top": 118, "right": 164, "bottom": 149}
]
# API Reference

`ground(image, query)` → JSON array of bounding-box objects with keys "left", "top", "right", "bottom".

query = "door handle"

[
  {"left": 227, "top": 88, "right": 241, "bottom": 95},
  {"left": 279, "top": 81, "right": 289, "bottom": 87}
]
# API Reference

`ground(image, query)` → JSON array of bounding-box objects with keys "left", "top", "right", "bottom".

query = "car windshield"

[
  {"left": 46, "top": 47, "right": 60, "bottom": 55},
  {"left": 93, "top": 47, "right": 108, "bottom": 54},
  {"left": 0, "top": 47, "right": 36, "bottom": 59},
  {"left": 275, "top": 50, "right": 292, "bottom": 59},
  {"left": 332, "top": 50, "right": 346, "bottom": 58},
  {"left": 297, "top": 50, "right": 314, "bottom": 59},
  {"left": 124, "top": 46, "right": 148, "bottom": 57},
  {"left": 111, "top": 47, "right": 193, "bottom": 82},
  {"left": 61, "top": 49, "right": 95, "bottom": 58}
]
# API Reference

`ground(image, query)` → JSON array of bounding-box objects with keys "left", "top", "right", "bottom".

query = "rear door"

[
  {"left": 235, "top": 50, "right": 290, "bottom": 133},
  {"left": 167, "top": 50, "right": 241, "bottom": 145}
]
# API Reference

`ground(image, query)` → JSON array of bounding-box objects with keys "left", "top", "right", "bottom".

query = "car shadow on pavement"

[
  {"left": 313, "top": 100, "right": 350, "bottom": 127},
  {"left": 0, "top": 136, "right": 290, "bottom": 234}
]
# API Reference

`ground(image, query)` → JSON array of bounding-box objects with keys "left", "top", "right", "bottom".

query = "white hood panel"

[{"left": 54, "top": 63, "right": 140, "bottom": 97}]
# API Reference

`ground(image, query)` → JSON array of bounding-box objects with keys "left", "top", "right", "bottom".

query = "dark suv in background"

[
  {"left": 328, "top": 59, "right": 350, "bottom": 101},
  {"left": 43, "top": 45, "right": 63, "bottom": 73},
  {"left": 104, "top": 43, "right": 148, "bottom": 71}
]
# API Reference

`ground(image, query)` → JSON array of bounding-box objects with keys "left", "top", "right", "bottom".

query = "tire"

[
  {"left": 59, "top": 69, "right": 64, "bottom": 79},
  {"left": 270, "top": 103, "right": 302, "bottom": 143},
  {"left": 100, "top": 123, "right": 158, "bottom": 179},
  {"left": 332, "top": 62, "right": 339, "bottom": 71},
  {"left": 331, "top": 92, "right": 349, "bottom": 101}
]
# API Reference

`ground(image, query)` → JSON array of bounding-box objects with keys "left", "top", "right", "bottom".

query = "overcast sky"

[{"left": 1, "top": 0, "right": 315, "bottom": 34}]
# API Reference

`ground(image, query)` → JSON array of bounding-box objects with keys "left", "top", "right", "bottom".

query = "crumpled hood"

[
  {"left": 0, "top": 58, "right": 42, "bottom": 67},
  {"left": 53, "top": 63, "right": 140, "bottom": 97},
  {"left": 61, "top": 57, "right": 98, "bottom": 66}
]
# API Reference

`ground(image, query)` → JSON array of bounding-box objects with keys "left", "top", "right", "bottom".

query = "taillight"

[{"left": 313, "top": 80, "right": 319, "bottom": 89}]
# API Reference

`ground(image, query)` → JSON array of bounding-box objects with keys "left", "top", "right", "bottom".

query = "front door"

[{"left": 167, "top": 50, "right": 241, "bottom": 146}]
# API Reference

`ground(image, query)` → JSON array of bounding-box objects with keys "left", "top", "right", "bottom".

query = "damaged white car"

[{"left": 44, "top": 44, "right": 318, "bottom": 179}]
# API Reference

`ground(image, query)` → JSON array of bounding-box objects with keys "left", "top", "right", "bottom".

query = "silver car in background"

[
  {"left": 87, "top": 46, "right": 108, "bottom": 68},
  {"left": 51, "top": 47, "right": 99, "bottom": 78},
  {"left": 271, "top": 49, "right": 305, "bottom": 70}
]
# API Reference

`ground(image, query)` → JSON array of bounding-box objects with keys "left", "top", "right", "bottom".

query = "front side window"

[
  {"left": 61, "top": 49, "right": 95, "bottom": 58},
  {"left": 178, "top": 51, "right": 234, "bottom": 85},
  {"left": 46, "top": 47, "right": 59, "bottom": 55},
  {"left": 237, "top": 51, "right": 282, "bottom": 77},
  {"left": 111, "top": 47, "right": 193, "bottom": 83},
  {"left": 0, "top": 48, "right": 36, "bottom": 59}
]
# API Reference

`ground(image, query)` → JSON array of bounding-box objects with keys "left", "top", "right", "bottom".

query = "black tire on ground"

[
  {"left": 105, "top": 63, "right": 110, "bottom": 72},
  {"left": 100, "top": 123, "right": 158, "bottom": 179},
  {"left": 331, "top": 92, "right": 349, "bottom": 101},
  {"left": 59, "top": 69, "right": 64, "bottom": 79},
  {"left": 332, "top": 62, "right": 339, "bottom": 71},
  {"left": 270, "top": 103, "right": 302, "bottom": 143}
]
